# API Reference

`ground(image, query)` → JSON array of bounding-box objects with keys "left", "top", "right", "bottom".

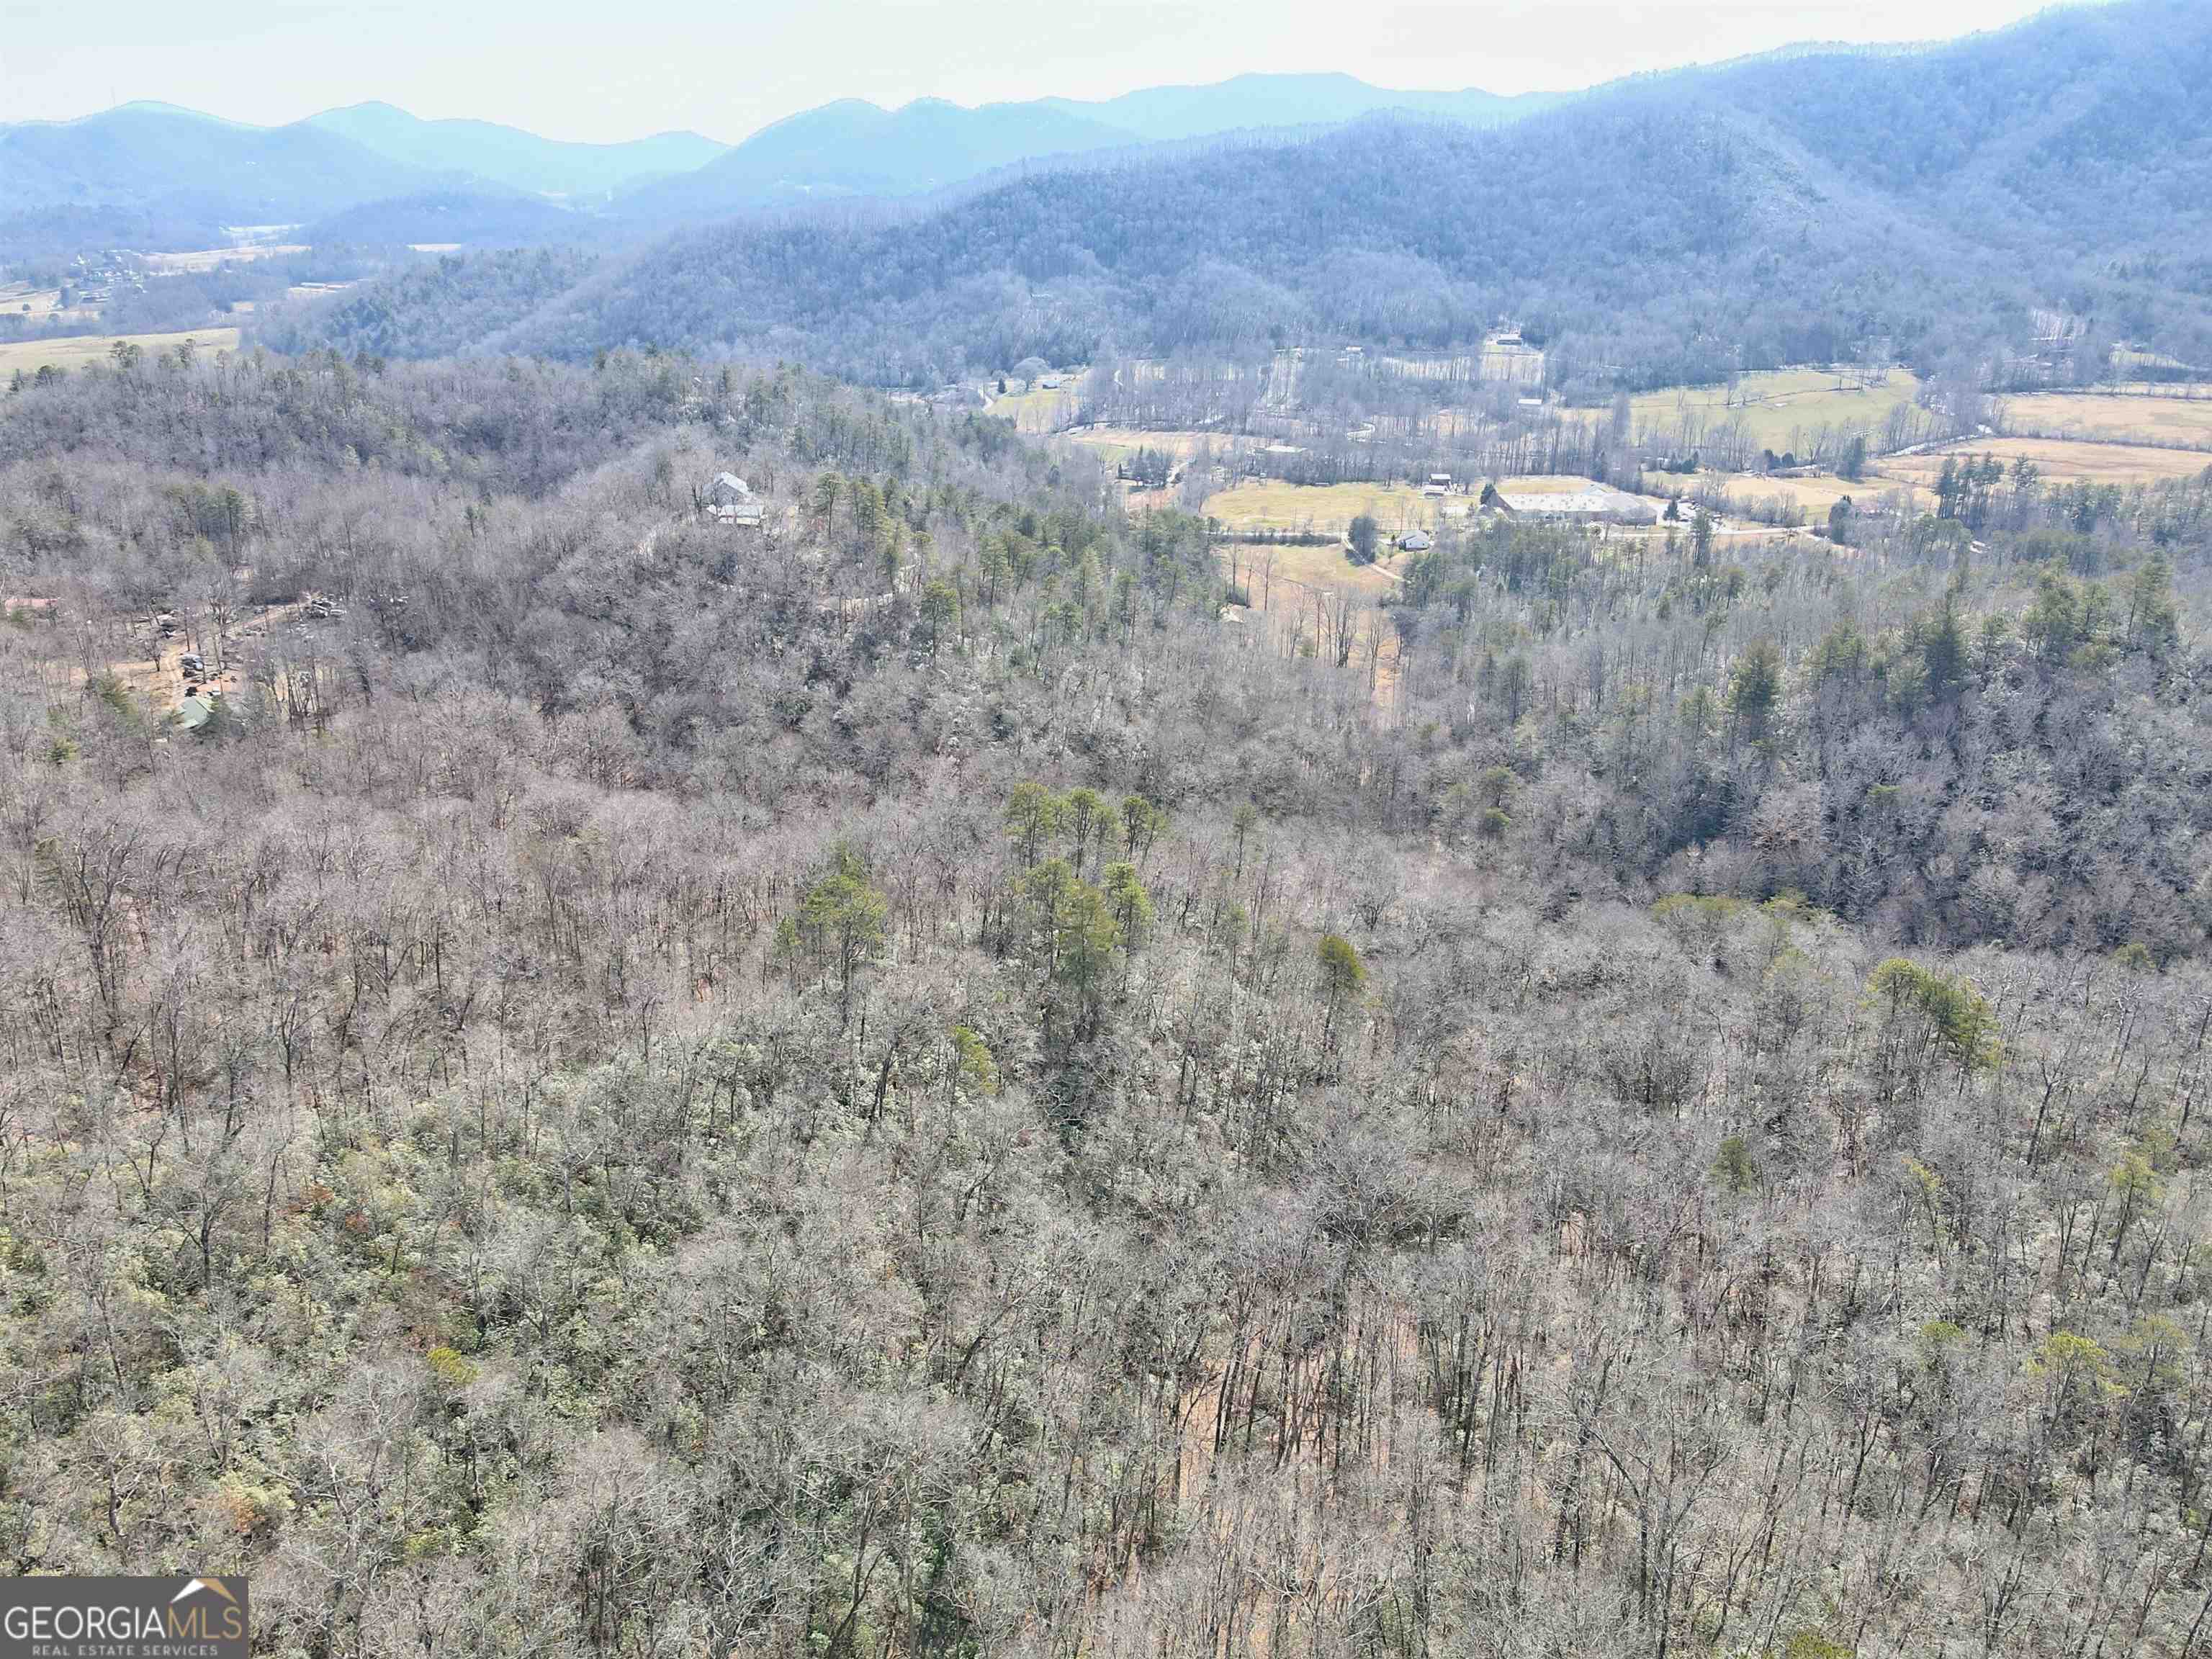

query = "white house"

[{"left": 705, "top": 472, "right": 763, "bottom": 526}]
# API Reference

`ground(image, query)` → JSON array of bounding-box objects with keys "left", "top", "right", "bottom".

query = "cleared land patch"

[
  {"left": 1995, "top": 390, "right": 2212, "bottom": 452},
  {"left": 992, "top": 382, "right": 1082, "bottom": 433},
  {"left": 142, "top": 244, "right": 307, "bottom": 273},
  {"left": 0, "top": 282, "right": 64, "bottom": 320},
  {"left": 1058, "top": 426, "right": 1253, "bottom": 469},
  {"left": 1220, "top": 540, "right": 1401, "bottom": 601},
  {"left": 1884, "top": 438, "right": 2212, "bottom": 489},
  {"left": 1202, "top": 480, "right": 1434, "bottom": 537},
  {"left": 1629, "top": 367, "right": 1925, "bottom": 453},
  {"left": 0, "top": 328, "right": 243, "bottom": 377},
  {"left": 1663, "top": 469, "right": 1934, "bottom": 516}
]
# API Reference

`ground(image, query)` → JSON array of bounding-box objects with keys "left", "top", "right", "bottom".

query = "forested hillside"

[
  {"left": 270, "top": 0, "right": 2212, "bottom": 390},
  {"left": 2, "top": 343, "right": 2211, "bottom": 1655}
]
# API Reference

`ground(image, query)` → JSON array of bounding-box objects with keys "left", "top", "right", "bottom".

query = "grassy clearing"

[
  {"left": 1664, "top": 469, "right": 1935, "bottom": 516},
  {"left": 1630, "top": 367, "right": 1925, "bottom": 452},
  {"left": 1884, "top": 438, "right": 2212, "bottom": 489},
  {"left": 1201, "top": 480, "right": 1433, "bottom": 537},
  {"left": 1221, "top": 540, "right": 1401, "bottom": 601},
  {"left": 0, "top": 328, "right": 243, "bottom": 377},
  {"left": 1058, "top": 426, "right": 1249, "bottom": 469},
  {"left": 992, "top": 382, "right": 1083, "bottom": 434},
  {"left": 0, "top": 282, "right": 65, "bottom": 320},
  {"left": 141, "top": 244, "right": 306, "bottom": 273},
  {"left": 1995, "top": 390, "right": 2212, "bottom": 451}
]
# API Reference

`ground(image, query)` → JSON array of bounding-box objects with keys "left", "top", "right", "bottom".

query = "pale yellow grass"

[
  {"left": 0, "top": 328, "right": 243, "bottom": 376},
  {"left": 1222, "top": 540, "right": 1401, "bottom": 601},
  {"left": 1203, "top": 480, "right": 1432, "bottom": 536},
  {"left": 1884, "top": 439, "right": 2212, "bottom": 489},
  {"left": 142, "top": 245, "right": 307, "bottom": 273},
  {"left": 1670, "top": 470, "right": 1934, "bottom": 514},
  {"left": 1058, "top": 426, "right": 1247, "bottom": 467},
  {"left": 1995, "top": 391, "right": 2212, "bottom": 452},
  {"left": 1631, "top": 367, "right": 1924, "bottom": 452},
  {"left": 0, "top": 282, "right": 63, "bottom": 319},
  {"left": 992, "top": 384, "right": 1081, "bottom": 434}
]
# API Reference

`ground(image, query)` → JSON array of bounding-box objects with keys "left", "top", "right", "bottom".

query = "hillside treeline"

[{"left": 2, "top": 351, "right": 2212, "bottom": 1656}]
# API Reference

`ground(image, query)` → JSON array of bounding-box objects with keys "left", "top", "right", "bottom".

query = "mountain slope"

[
  {"left": 279, "top": 0, "right": 2212, "bottom": 384},
  {"left": 305, "top": 102, "right": 727, "bottom": 199},
  {"left": 1042, "top": 72, "right": 1560, "bottom": 140},
  {"left": 0, "top": 104, "right": 456, "bottom": 220},
  {"left": 616, "top": 97, "right": 1144, "bottom": 220},
  {"left": 304, "top": 192, "right": 603, "bottom": 249}
]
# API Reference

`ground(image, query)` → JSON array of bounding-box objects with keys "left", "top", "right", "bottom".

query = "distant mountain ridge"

[
  {"left": 616, "top": 74, "right": 1560, "bottom": 220},
  {"left": 266, "top": 0, "right": 2212, "bottom": 392},
  {"left": 303, "top": 103, "right": 728, "bottom": 200},
  {"left": 1040, "top": 72, "right": 1565, "bottom": 140},
  {"left": 0, "top": 104, "right": 458, "bottom": 222},
  {"left": 614, "top": 96, "right": 1146, "bottom": 220},
  {"left": 2, "top": 71, "right": 1561, "bottom": 238}
]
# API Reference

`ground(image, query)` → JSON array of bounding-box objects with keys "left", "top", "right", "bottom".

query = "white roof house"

[{"left": 705, "top": 472, "right": 763, "bottom": 526}]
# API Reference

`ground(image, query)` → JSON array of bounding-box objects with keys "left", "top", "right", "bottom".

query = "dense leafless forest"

[{"left": 0, "top": 345, "right": 2207, "bottom": 1658}]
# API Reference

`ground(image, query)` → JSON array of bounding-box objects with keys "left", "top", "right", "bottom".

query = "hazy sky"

[{"left": 1, "top": 0, "right": 2078, "bottom": 143}]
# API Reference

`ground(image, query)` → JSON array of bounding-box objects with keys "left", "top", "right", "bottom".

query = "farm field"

[
  {"left": 1629, "top": 366, "right": 1925, "bottom": 451},
  {"left": 1202, "top": 479, "right": 1433, "bottom": 536},
  {"left": 1884, "top": 437, "right": 2212, "bottom": 489},
  {"left": 142, "top": 244, "right": 307, "bottom": 273},
  {"left": 1058, "top": 426, "right": 1254, "bottom": 469},
  {"left": 1663, "top": 469, "right": 1935, "bottom": 516},
  {"left": 1995, "top": 390, "right": 2212, "bottom": 451},
  {"left": 992, "top": 382, "right": 1082, "bottom": 433},
  {"left": 0, "top": 327, "right": 243, "bottom": 377},
  {"left": 0, "top": 282, "right": 64, "bottom": 319},
  {"left": 1220, "top": 539, "right": 1401, "bottom": 601}
]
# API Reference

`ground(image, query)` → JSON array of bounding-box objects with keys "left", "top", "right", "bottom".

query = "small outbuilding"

[{"left": 704, "top": 472, "right": 763, "bottom": 526}]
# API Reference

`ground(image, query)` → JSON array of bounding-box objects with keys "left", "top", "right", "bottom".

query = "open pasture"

[
  {"left": 0, "top": 328, "right": 243, "bottom": 377},
  {"left": 142, "top": 244, "right": 307, "bottom": 273},
  {"left": 1668, "top": 469, "right": 1934, "bottom": 516},
  {"left": 0, "top": 282, "right": 65, "bottom": 320},
  {"left": 992, "top": 382, "right": 1082, "bottom": 433},
  {"left": 1202, "top": 479, "right": 1433, "bottom": 537},
  {"left": 1220, "top": 539, "right": 1401, "bottom": 602},
  {"left": 1631, "top": 367, "right": 1924, "bottom": 452},
  {"left": 1058, "top": 426, "right": 1253, "bottom": 469},
  {"left": 1884, "top": 438, "right": 2212, "bottom": 489},
  {"left": 1995, "top": 390, "right": 2212, "bottom": 451}
]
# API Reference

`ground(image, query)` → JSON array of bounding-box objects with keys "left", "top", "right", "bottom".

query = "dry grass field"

[
  {"left": 0, "top": 327, "right": 243, "bottom": 377},
  {"left": 1884, "top": 437, "right": 2212, "bottom": 489},
  {"left": 1202, "top": 480, "right": 1433, "bottom": 536},
  {"left": 141, "top": 244, "right": 306, "bottom": 273},
  {"left": 0, "top": 282, "right": 64, "bottom": 320},
  {"left": 992, "top": 382, "right": 1082, "bottom": 433},
  {"left": 1631, "top": 367, "right": 1925, "bottom": 451},
  {"left": 1995, "top": 390, "right": 2212, "bottom": 451},
  {"left": 1664, "top": 469, "right": 1935, "bottom": 516},
  {"left": 1221, "top": 539, "right": 1403, "bottom": 601},
  {"left": 1058, "top": 426, "right": 1250, "bottom": 467}
]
